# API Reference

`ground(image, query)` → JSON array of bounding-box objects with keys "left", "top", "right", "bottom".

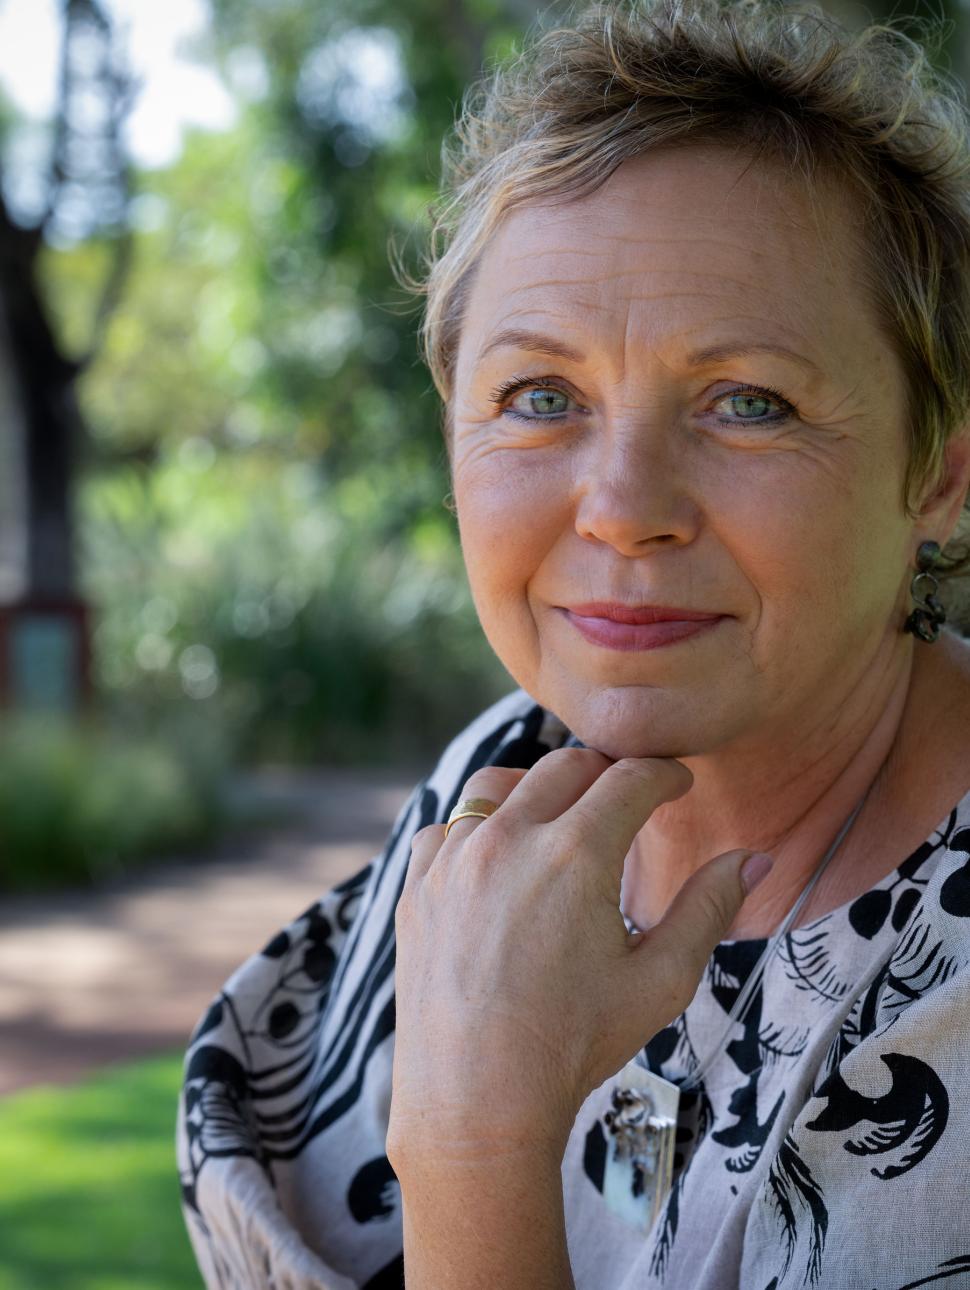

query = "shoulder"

[
  {"left": 826, "top": 788, "right": 970, "bottom": 1049},
  {"left": 745, "top": 807, "right": 970, "bottom": 1287}
]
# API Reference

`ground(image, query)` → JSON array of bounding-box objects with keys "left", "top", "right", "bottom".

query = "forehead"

[{"left": 456, "top": 144, "right": 887, "bottom": 383}]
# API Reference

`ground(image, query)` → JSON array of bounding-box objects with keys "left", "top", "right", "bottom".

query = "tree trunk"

[{"left": 0, "top": 207, "right": 80, "bottom": 599}]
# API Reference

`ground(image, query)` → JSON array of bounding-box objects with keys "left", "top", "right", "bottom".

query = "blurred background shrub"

[
  {"left": 81, "top": 447, "right": 510, "bottom": 767},
  {"left": 0, "top": 709, "right": 228, "bottom": 891}
]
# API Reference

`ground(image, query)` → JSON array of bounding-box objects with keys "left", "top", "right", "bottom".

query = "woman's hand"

[{"left": 387, "top": 747, "right": 772, "bottom": 1172}]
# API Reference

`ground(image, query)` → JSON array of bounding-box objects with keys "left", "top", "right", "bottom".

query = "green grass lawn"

[{"left": 0, "top": 1052, "right": 203, "bottom": 1290}]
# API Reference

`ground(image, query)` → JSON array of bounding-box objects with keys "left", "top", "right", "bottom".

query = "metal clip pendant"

[{"left": 602, "top": 1061, "right": 680, "bottom": 1233}]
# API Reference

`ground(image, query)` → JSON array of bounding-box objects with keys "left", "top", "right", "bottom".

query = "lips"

[
  {"left": 559, "top": 602, "right": 726, "bottom": 653},
  {"left": 565, "top": 602, "right": 722, "bottom": 625}
]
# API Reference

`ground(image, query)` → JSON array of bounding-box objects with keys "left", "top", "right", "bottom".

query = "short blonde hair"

[{"left": 402, "top": 0, "right": 970, "bottom": 610}]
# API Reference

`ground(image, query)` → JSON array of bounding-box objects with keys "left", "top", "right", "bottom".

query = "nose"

[{"left": 573, "top": 429, "right": 697, "bottom": 556}]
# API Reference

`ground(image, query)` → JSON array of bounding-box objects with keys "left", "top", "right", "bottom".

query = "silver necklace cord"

[{"left": 636, "top": 781, "right": 874, "bottom": 1091}]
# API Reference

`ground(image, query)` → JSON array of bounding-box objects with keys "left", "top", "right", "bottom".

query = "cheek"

[
  {"left": 721, "top": 457, "right": 899, "bottom": 635},
  {"left": 454, "top": 454, "right": 567, "bottom": 596}
]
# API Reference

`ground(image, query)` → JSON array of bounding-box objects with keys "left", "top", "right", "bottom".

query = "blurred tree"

[
  {"left": 188, "top": 0, "right": 535, "bottom": 535},
  {"left": 0, "top": 0, "right": 135, "bottom": 710},
  {"left": 0, "top": 0, "right": 135, "bottom": 596}
]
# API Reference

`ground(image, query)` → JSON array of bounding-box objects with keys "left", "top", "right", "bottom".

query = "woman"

[{"left": 176, "top": 1, "right": 970, "bottom": 1286}]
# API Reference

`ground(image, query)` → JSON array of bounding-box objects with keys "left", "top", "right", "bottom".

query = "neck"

[{"left": 623, "top": 631, "right": 926, "bottom": 941}]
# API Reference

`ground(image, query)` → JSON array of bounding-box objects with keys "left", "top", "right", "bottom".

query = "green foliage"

[
  {"left": 80, "top": 450, "right": 512, "bottom": 766},
  {"left": 0, "top": 1052, "right": 200, "bottom": 1290},
  {"left": 0, "top": 712, "right": 228, "bottom": 893}
]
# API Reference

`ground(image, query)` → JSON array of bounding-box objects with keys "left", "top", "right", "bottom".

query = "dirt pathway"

[{"left": 0, "top": 766, "right": 419, "bottom": 1097}]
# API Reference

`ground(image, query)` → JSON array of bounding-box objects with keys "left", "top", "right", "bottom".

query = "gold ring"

[{"left": 444, "top": 796, "right": 500, "bottom": 839}]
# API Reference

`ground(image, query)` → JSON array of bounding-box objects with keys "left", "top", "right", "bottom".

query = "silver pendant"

[{"left": 602, "top": 1060, "right": 680, "bottom": 1233}]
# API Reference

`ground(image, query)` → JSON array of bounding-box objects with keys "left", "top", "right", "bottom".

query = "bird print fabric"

[{"left": 176, "top": 688, "right": 970, "bottom": 1289}]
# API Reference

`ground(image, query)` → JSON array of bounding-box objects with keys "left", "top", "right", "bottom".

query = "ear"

[{"left": 913, "top": 422, "right": 970, "bottom": 544}]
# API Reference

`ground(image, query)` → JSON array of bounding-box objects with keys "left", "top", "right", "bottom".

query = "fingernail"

[{"left": 741, "top": 852, "right": 774, "bottom": 895}]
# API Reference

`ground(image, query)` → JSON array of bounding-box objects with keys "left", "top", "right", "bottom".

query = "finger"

[
  {"left": 494, "top": 745, "right": 615, "bottom": 825},
  {"left": 440, "top": 766, "right": 529, "bottom": 846},
  {"left": 557, "top": 756, "right": 694, "bottom": 860},
  {"left": 641, "top": 849, "right": 774, "bottom": 990},
  {"left": 407, "top": 823, "right": 446, "bottom": 880}
]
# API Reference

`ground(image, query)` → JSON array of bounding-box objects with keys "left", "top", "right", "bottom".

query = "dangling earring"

[{"left": 903, "top": 540, "right": 947, "bottom": 643}]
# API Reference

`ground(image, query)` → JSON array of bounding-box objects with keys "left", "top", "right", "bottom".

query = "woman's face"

[{"left": 450, "top": 144, "right": 917, "bottom": 761}]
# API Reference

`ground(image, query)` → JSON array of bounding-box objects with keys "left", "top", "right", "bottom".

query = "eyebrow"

[{"left": 475, "top": 328, "right": 822, "bottom": 375}]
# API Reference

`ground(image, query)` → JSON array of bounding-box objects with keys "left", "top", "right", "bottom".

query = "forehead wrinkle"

[
  {"left": 507, "top": 240, "right": 801, "bottom": 279},
  {"left": 469, "top": 253, "right": 859, "bottom": 388},
  {"left": 469, "top": 309, "right": 837, "bottom": 403},
  {"left": 481, "top": 300, "right": 821, "bottom": 349},
  {"left": 497, "top": 245, "right": 610, "bottom": 274},
  {"left": 477, "top": 305, "right": 581, "bottom": 336},
  {"left": 485, "top": 258, "right": 827, "bottom": 314},
  {"left": 490, "top": 273, "right": 603, "bottom": 294}
]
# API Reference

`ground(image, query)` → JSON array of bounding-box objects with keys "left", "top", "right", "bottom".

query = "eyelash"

[{"left": 487, "top": 375, "right": 796, "bottom": 427}]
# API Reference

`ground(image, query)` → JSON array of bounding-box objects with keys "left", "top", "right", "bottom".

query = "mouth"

[
  {"left": 564, "top": 602, "right": 723, "bottom": 624},
  {"left": 558, "top": 605, "right": 726, "bottom": 652}
]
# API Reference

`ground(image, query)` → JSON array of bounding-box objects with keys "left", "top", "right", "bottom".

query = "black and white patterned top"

[{"left": 176, "top": 687, "right": 970, "bottom": 1289}]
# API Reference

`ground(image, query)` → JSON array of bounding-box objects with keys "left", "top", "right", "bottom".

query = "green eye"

[
  {"left": 724, "top": 393, "right": 772, "bottom": 417},
  {"left": 489, "top": 377, "right": 577, "bottom": 422},
  {"left": 513, "top": 387, "right": 571, "bottom": 417},
  {"left": 713, "top": 385, "right": 793, "bottom": 426}
]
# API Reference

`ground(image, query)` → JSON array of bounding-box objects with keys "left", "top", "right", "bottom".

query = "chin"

[{"left": 560, "top": 707, "right": 696, "bottom": 762}]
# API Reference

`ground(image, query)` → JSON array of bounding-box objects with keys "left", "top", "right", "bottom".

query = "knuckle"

[
  {"left": 611, "top": 756, "right": 647, "bottom": 774},
  {"left": 469, "top": 811, "right": 514, "bottom": 852},
  {"left": 609, "top": 758, "right": 654, "bottom": 790},
  {"left": 613, "top": 757, "right": 690, "bottom": 792},
  {"left": 604, "top": 758, "right": 654, "bottom": 806},
  {"left": 393, "top": 889, "right": 413, "bottom": 927},
  {"left": 459, "top": 767, "right": 520, "bottom": 800},
  {"left": 608, "top": 756, "right": 654, "bottom": 782},
  {"left": 547, "top": 745, "right": 607, "bottom": 769},
  {"left": 605, "top": 760, "right": 693, "bottom": 816},
  {"left": 558, "top": 803, "right": 594, "bottom": 842}
]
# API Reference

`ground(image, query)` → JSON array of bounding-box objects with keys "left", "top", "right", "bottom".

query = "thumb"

[{"left": 632, "top": 849, "right": 774, "bottom": 1014}]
